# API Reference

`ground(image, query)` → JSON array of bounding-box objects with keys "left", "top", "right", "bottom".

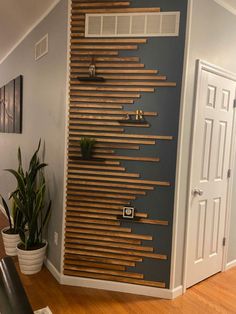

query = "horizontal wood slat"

[
  {"left": 71, "top": 39, "right": 147, "bottom": 44},
  {"left": 64, "top": 259, "right": 126, "bottom": 271},
  {"left": 66, "top": 227, "right": 153, "bottom": 241},
  {"left": 67, "top": 179, "right": 155, "bottom": 190},
  {"left": 65, "top": 253, "right": 135, "bottom": 267},
  {"left": 72, "top": 2, "right": 130, "bottom": 8},
  {"left": 65, "top": 233, "right": 141, "bottom": 245},
  {"left": 65, "top": 248, "right": 143, "bottom": 262},
  {"left": 65, "top": 238, "right": 153, "bottom": 253},
  {"left": 64, "top": 265, "right": 143, "bottom": 279},
  {"left": 72, "top": 7, "right": 160, "bottom": 13}
]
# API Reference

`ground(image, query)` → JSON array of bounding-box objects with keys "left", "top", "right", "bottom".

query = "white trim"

[
  {"left": 169, "top": 0, "right": 193, "bottom": 290},
  {"left": 61, "top": 274, "right": 183, "bottom": 299},
  {"left": 60, "top": 0, "right": 71, "bottom": 275},
  {"left": 44, "top": 258, "right": 61, "bottom": 283},
  {"left": 182, "top": 59, "right": 236, "bottom": 291},
  {"left": 222, "top": 79, "right": 236, "bottom": 271},
  {"left": 0, "top": 0, "right": 61, "bottom": 65},
  {"left": 44, "top": 257, "right": 183, "bottom": 299},
  {"left": 225, "top": 259, "right": 236, "bottom": 271},
  {"left": 214, "top": 0, "right": 236, "bottom": 16}
]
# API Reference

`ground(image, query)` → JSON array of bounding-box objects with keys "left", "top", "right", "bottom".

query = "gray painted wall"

[
  {"left": 0, "top": 0, "right": 68, "bottom": 271},
  {"left": 175, "top": 0, "right": 236, "bottom": 287}
]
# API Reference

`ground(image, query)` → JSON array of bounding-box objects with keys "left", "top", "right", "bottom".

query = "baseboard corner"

[
  {"left": 44, "top": 258, "right": 62, "bottom": 283},
  {"left": 226, "top": 259, "right": 236, "bottom": 271}
]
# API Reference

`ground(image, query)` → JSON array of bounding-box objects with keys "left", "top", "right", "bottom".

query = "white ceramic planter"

[
  {"left": 17, "top": 241, "right": 47, "bottom": 275},
  {"left": 1, "top": 227, "right": 20, "bottom": 256}
]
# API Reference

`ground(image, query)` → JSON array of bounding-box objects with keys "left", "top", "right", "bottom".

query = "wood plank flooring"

[{"left": 18, "top": 265, "right": 236, "bottom": 314}]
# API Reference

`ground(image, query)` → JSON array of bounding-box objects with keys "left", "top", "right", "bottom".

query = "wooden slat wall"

[{"left": 64, "top": 0, "right": 175, "bottom": 288}]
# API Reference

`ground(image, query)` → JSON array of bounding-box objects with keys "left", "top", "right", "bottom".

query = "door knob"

[{"left": 193, "top": 189, "right": 204, "bottom": 196}]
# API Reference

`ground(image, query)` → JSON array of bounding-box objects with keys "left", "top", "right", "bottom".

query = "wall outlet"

[
  {"left": 123, "top": 207, "right": 135, "bottom": 219},
  {"left": 54, "top": 232, "right": 58, "bottom": 246}
]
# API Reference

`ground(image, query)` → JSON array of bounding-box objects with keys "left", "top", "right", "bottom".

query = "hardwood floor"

[{"left": 18, "top": 264, "right": 236, "bottom": 314}]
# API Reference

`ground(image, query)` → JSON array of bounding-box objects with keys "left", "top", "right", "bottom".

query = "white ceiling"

[{"left": 0, "top": 0, "right": 59, "bottom": 64}]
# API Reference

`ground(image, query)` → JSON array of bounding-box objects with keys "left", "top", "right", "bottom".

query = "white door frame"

[{"left": 182, "top": 59, "right": 236, "bottom": 292}]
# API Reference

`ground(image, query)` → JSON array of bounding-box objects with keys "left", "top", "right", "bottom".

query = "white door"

[{"left": 186, "top": 63, "right": 236, "bottom": 288}]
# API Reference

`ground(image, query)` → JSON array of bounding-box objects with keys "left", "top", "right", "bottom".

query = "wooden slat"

[
  {"left": 70, "top": 57, "right": 140, "bottom": 62},
  {"left": 66, "top": 206, "right": 123, "bottom": 216},
  {"left": 65, "top": 238, "right": 153, "bottom": 252},
  {"left": 68, "top": 163, "right": 125, "bottom": 171},
  {"left": 68, "top": 175, "right": 169, "bottom": 186},
  {"left": 68, "top": 169, "right": 140, "bottom": 178},
  {"left": 69, "top": 154, "right": 159, "bottom": 162},
  {"left": 67, "top": 179, "right": 154, "bottom": 190},
  {"left": 70, "top": 109, "right": 157, "bottom": 116},
  {"left": 65, "top": 248, "right": 142, "bottom": 262},
  {"left": 70, "top": 103, "right": 123, "bottom": 109},
  {"left": 72, "top": 2, "right": 130, "bottom": 8},
  {"left": 66, "top": 206, "right": 147, "bottom": 219},
  {"left": 138, "top": 219, "right": 169, "bottom": 226},
  {"left": 64, "top": 253, "right": 135, "bottom": 267},
  {"left": 73, "top": 80, "right": 176, "bottom": 87},
  {"left": 71, "top": 39, "right": 147, "bottom": 44},
  {"left": 64, "top": 259, "right": 126, "bottom": 271},
  {"left": 66, "top": 243, "right": 167, "bottom": 260},
  {"left": 67, "top": 185, "right": 146, "bottom": 195},
  {"left": 70, "top": 92, "right": 140, "bottom": 98},
  {"left": 71, "top": 69, "right": 158, "bottom": 74},
  {"left": 65, "top": 222, "right": 131, "bottom": 233},
  {"left": 65, "top": 232, "right": 141, "bottom": 245},
  {"left": 69, "top": 120, "right": 148, "bottom": 129},
  {"left": 70, "top": 125, "right": 124, "bottom": 132},
  {"left": 71, "top": 45, "right": 138, "bottom": 50},
  {"left": 71, "top": 86, "right": 154, "bottom": 93},
  {"left": 66, "top": 216, "right": 120, "bottom": 226},
  {"left": 72, "top": 7, "right": 161, "bottom": 13},
  {"left": 71, "top": 74, "right": 165, "bottom": 81},
  {"left": 69, "top": 137, "right": 155, "bottom": 145},
  {"left": 71, "top": 62, "right": 145, "bottom": 68},
  {"left": 71, "top": 50, "right": 119, "bottom": 56},
  {"left": 64, "top": 265, "right": 143, "bottom": 279},
  {"left": 69, "top": 141, "right": 140, "bottom": 150},
  {"left": 67, "top": 195, "right": 130, "bottom": 205},
  {"left": 69, "top": 131, "right": 172, "bottom": 140},
  {"left": 66, "top": 227, "right": 152, "bottom": 241},
  {"left": 67, "top": 191, "right": 135, "bottom": 200},
  {"left": 64, "top": 270, "right": 165, "bottom": 288},
  {"left": 70, "top": 97, "right": 134, "bottom": 103}
]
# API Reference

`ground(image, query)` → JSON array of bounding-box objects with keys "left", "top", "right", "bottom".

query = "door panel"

[{"left": 186, "top": 67, "right": 236, "bottom": 288}]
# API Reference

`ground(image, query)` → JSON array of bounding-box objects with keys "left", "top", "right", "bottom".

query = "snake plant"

[{"left": 5, "top": 140, "right": 51, "bottom": 250}]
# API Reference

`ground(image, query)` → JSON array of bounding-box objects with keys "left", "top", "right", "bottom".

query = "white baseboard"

[
  {"left": 44, "top": 258, "right": 183, "bottom": 299},
  {"left": 44, "top": 258, "right": 61, "bottom": 283},
  {"left": 61, "top": 275, "right": 183, "bottom": 299},
  {"left": 226, "top": 259, "right": 236, "bottom": 271}
]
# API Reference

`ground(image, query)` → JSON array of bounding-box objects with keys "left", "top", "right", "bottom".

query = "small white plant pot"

[
  {"left": 17, "top": 241, "right": 47, "bottom": 275},
  {"left": 1, "top": 227, "right": 20, "bottom": 256}
]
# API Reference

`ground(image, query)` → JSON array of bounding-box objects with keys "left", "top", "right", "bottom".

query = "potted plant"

[
  {"left": 0, "top": 197, "right": 23, "bottom": 256},
  {"left": 0, "top": 148, "right": 25, "bottom": 256},
  {"left": 7, "top": 141, "right": 51, "bottom": 275},
  {"left": 80, "top": 137, "right": 96, "bottom": 159}
]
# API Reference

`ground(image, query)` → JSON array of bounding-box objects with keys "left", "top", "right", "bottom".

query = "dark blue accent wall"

[{"left": 119, "top": 0, "right": 188, "bottom": 287}]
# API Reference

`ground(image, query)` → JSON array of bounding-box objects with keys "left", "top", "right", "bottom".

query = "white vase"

[
  {"left": 17, "top": 241, "right": 47, "bottom": 275},
  {"left": 1, "top": 227, "right": 20, "bottom": 256}
]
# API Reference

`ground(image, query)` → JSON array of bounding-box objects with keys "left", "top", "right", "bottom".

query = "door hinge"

[
  {"left": 234, "top": 99, "right": 236, "bottom": 108},
  {"left": 223, "top": 237, "right": 226, "bottom": 247},
  {"left": 227, "top": 169, "right": 231, "bottom": 179}
]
